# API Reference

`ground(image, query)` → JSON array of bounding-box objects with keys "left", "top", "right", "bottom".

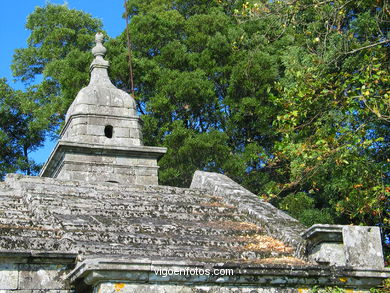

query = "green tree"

[
  {"left": 0, "top": 4, "right": 104, "bottom": 178},
  {"left": 120, "top": 0, "right": 389, "bottom": 247},
  {"left": 261, "top": 0, "right": 389, "bottom": 230},
  {"left": 12, "top": 3, "right": 103, "bottom": 129},
  {"left": 110, "top": 0, "right": 286, "bottom": 188},
  {"left": 0, "top": 79, "right": 43, "bottom": 179},
  {"left": 107, "top": 1, "right": 236, "bottom": 187}
]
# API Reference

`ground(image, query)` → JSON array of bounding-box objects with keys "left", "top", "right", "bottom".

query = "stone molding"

[
  {"left": 68, "top": 258, "right": 390, "bottom": 291},
  {"left": 40, "top": 140, "right": 166, "bottom": 184},
  {"left": 0, "top": 251, "right": 77, "bottom": 264},
  {"left": 40, "top": 141, "right": 167, "bottom": 176},
  {"left": 0, "top": 251, "right": 77, "bottom": 291}
]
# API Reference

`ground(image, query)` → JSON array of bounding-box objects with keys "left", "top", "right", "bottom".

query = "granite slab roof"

[{"left": 0, "top": 173, "right": 306, "bottom": 265}]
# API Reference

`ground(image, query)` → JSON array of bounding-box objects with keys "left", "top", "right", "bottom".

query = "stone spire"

[
  {"left": 40, "top": 33, "right": 166, "bottom": 185},
  {"left": 89, "top": 32, "right": 110, "bottom": 85},
  {"left": 63, "top": 33, "right": 138, "bottom": 145}
]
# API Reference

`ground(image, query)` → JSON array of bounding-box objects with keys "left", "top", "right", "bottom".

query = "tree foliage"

[
  {"left": 118, "top": 0, "right": 389, "bottom": 246},
  {"left": 12, "top": 4, "right": 103, "bottom": 128},
  {"left": 0, "top": 4, "right": 103, "bottom": 178},
  {"left": 0, "top": 79, "right": 43, "bottom": 179}
]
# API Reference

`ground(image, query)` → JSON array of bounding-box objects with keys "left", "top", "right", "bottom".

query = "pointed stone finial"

[
  {"left": 92, "top": 32, "right": 107, "bottom": 57},
  {"left": 90, "top": 32, "right": 109, "bottom": 72}
]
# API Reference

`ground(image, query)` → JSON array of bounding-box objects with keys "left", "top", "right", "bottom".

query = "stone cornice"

[{"left": 67, "top": 258, "right": 390, "bottom": 290}]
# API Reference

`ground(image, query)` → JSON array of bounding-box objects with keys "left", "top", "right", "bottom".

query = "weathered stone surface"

[
  {"left": 309, "top": 242, "right": 345, "bottom": 266},
  {"left": 190, "top": 171, "right": 306, "bottom": 256},
  {"left": 302, "top": 225, "right": 385, "bottom": 269},
  {"left": 40, "top": 141, "right": 166, "bottom": 185},
  {"left": 0, "top": 289, "right": 74, "bottom": 293},
  {"left": 69, "top": 258, "right": 389, "bottom": 291},
  {"left": 97, "top": 283, "right": 306, "bottom": 293},
  {"left": 343, "top": 226, "right": 384, "bottom": 269},
  {"left": 0, "top": 174, "right": 296, "bottom": 264},
  {"left": 302, "top": 225, "right": 346, "bottom": 266},
  {"left": 18, "top": 264, "right": 71, "bottom": 290},
  {"left": 96, "top": 283, "right": 374, "bottom": 293},
  {"left": 0, "top": 264, "right": 18, "bottom": 289},
  {"left": 1, "top": 171, "right": 389, "bottom": 292},
  {"left": 0, "top": 256, "right": 75, "bottom": 291},
  {"left": 301, "top": 224, "right": 344, "bottom": 244}
]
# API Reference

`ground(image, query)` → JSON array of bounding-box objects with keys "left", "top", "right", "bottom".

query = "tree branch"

[{"left": 344, "top": 39, "right": 390, "bottom": 55}]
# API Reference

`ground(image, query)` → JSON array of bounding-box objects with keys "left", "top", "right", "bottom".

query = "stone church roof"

[{"left": 0, "top": 172, "right": 305, "bottom": 265}]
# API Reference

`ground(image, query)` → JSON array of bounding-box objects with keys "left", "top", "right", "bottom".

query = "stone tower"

[{"left": 40, "top": 33, "right": 166, "bottom": 185}]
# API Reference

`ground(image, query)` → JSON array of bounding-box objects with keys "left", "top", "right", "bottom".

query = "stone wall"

[
  {"left": 62, "top": 114, "right": 143, "bottom": 147},
  {"left": 40, "top": 142, "right": 166, "bottom": 185},
  {"left": 57, "top": 152, "right": 159, "bottom": 185},
  {"left": 0, "top": 263, "right": 73, "bottom": 292}
]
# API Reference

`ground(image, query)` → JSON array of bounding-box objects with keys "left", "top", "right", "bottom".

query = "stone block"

[
  {"left": 65, "top": 154, "right": 103, "bottom": 163},
  {"left": 129, "top": 128, "right": 141, "bottom": 139},
  {"left": 128, "top": 119, "right": 141, "bottom": 128},
  {"left": 136, "top": 167, "right": 158, "bottom": 177},
  {"left": 114, "top": 138, "right": 140, "bottom": 146},
  {"left": 70, "top": 124, "right": 87, "bottom": 135},
  {"left": 115, "top": 127, "right": 130, "bottom": 138},
  {"left": 113, "top": 166, "right": 136, "bottom": 176},
  {"left": 343, "top": 226, "right": 384, "bottom": 269},
  {"left": 73, "top": 134, "right": 99, "bottom": 144},
  {"left": 89, "top": 165, "right": 114, "bottom": 174},
  {"left": 128, "top": 158, "right": 156, "bottom": 167},
  {"left": 115, "top": 157, "right": 138, "bottom": 166},
  {"left": 65, "top": 171, "right": 91, "bottom": 182},
  {"left": 18, "top": 264, "right": 70, "bottom": 290},
  {"left": 97, "top": 283, "right": 192, "bottom": 293},
  {"left": 309, "top": 242, "right": 345, "bottom": 266},
  {"left": 56, "top": 172, "right": 71, "bottom": 181},
  {"left": 63, "top": 163, "right": 91, "bottom": 172},
  {"left": 87, "top": 125, "right": 104, "bottom": 136},
  {"left": 117, "top": 174, "right": 136, "bottom": 185},
  {"left": 129, "top": 138, "right": 142, "bottom": 145},
  {"left": 95, "top": 283, "right": 338, "bottom": 293},
  {"left": 101, "top": 156, "right": 116, "bottom": 164},
  {"left": 0, "top": 264, "right": 18, "bottom": 289},
  {"left": 135, "top": 175, "right": 158, "bottom": 185},
  {"left": 88, "top": 116, "right": 110, "bottom": 125},
  {"left": 70, "top": 116, "right": 88, "bottom": 125},
  {"left": 303, "top": 225, "right": 385, "bottom": 269}
]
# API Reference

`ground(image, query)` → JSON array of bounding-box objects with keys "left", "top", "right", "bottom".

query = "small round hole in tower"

[{"left": 104, "top": 125, "right": 113, "bottom": 138}]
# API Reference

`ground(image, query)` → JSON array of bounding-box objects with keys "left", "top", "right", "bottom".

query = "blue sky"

[{"left": 0, "top": 1, "right": 126, "bottom": 165}]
